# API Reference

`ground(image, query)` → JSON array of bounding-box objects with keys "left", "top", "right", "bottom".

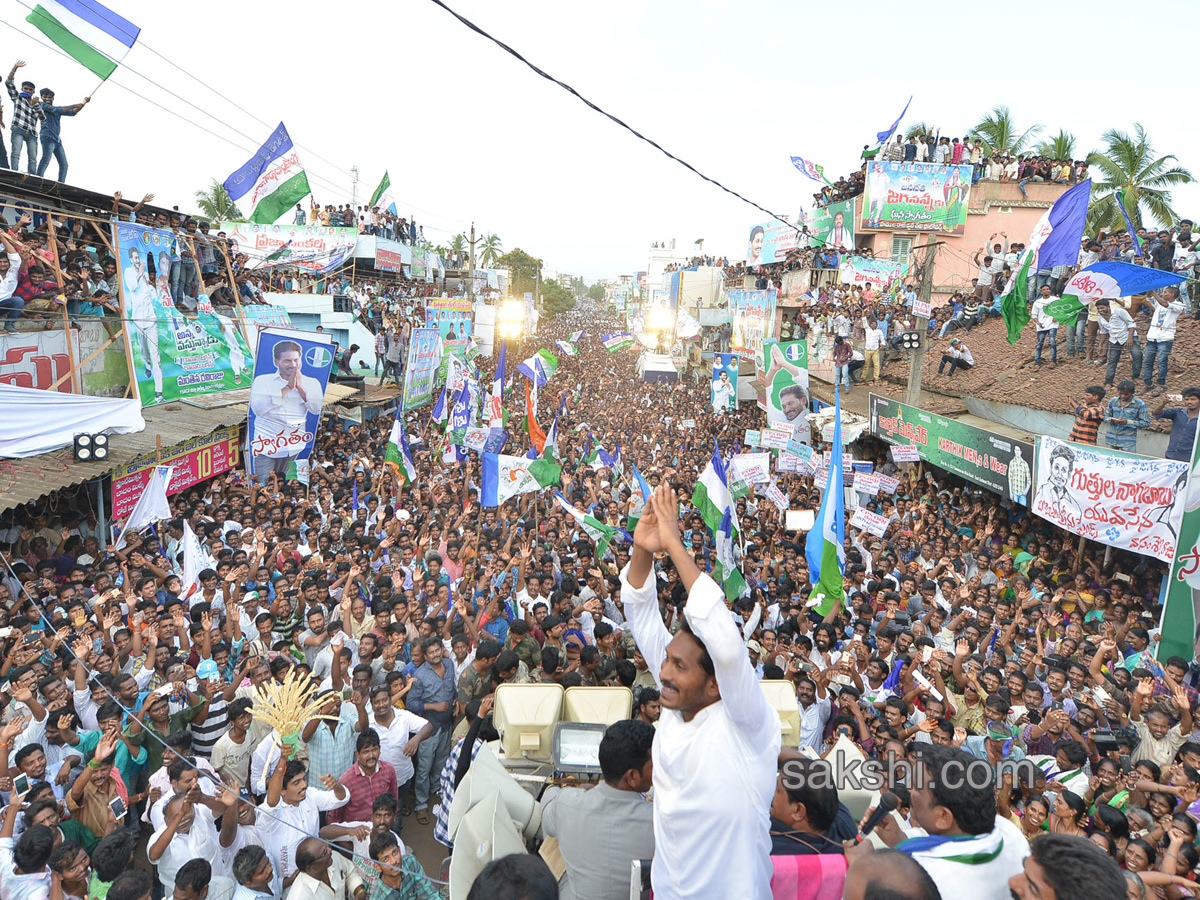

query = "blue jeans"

[
  {"left": 170, "top": 259, "right": 198, "bottom": 306},
  {"left": 835, "top": 364, "right": 851, "bottom": 389},
  {"left": 35, "top": 134, "right": 67, "bottom": 182},
  {"left": 1107, "top": 341, "right": 1143, "bottom": 386},
  {"left": 414, "top": 724, "right": 452, "bottom": 810},
  {"left": 1143, "top": 339, "right": 1173, "bottom": 387},
  {"left": 0, "top": 296, "right": 24, "bottom": 328},
  {"left": 1065, "top": 313, "right": 1087, "bottom": 355},
  {"left": 9, "top": 127, "right": 36, "bottom": 173},
  {"left": 1035, "top": 329, "right": 1057, "bottom": 363}
]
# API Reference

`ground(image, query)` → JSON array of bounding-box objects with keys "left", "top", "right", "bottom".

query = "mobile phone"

[
  {"left": 109, "top": 796, "right": 126, "bottom": 819},
  {"left": 1093, "top": 686, "right": 1111, "bottom": 704},
  {"left": 154, "top": 684, "right": 174, "bottom": 698},
  {"left": 12, "top": 774, "right": 29, "bottom": 795},
  {"left": 0, "top": 629, "right": 12, "bottom": 639},
  {"left": 342, "top": 688, "right": 352, "bottom": 701}
]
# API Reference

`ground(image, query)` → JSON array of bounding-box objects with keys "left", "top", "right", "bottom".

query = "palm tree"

[
  {"left": 448, "top": 233, "right": 467, "bottom": 256},
  {"left": 968, "top": 106, "right": 1043, "bottom": 156},
  {"left": 1084, "top": 124, "right": 1194, "bottom": 233},
  {"left": 479, "top": 233, "right": 503, "bottom": 268},
  {"left": 193, "top": 179, "right": 244, "bottom": 221},
  {"left": 1036, "top": 129, "right": 1078, "bottom": 160},
  {"left": 904, "top": 121, "right": 934, "bottom": 140}
]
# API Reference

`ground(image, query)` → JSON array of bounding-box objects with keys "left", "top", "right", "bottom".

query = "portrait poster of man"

[
  {"left": 711, "top": 353, "right": 738, "bottom": 414},
  {"left": 247, "top": 327, "right": 334, "bottom": 485},
  {"left": 762, "top": 340, "right": 811, "bottom": 443}
]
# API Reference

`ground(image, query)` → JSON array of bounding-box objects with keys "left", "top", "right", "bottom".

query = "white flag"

[
  {"left": 115, "top": 466, "right": 173, "bottom": 550},
  {"left": 181, "top": 521, "right": 217, "bottom": 599}
]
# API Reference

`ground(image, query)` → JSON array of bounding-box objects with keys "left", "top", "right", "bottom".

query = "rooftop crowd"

[{"left": 0, "top": 288, "right": 1187, "bottom": 899}]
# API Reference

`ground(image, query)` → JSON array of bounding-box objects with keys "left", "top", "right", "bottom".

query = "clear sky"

[{"left": 4, "top": 0, "right": 1195, "bottom": 283}]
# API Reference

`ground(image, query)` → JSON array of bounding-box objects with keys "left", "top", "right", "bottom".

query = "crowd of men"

[{"left": 0, "top": 288, "right": 1181, "bottom": 899}]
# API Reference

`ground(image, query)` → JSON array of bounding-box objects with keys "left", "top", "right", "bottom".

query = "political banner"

[
  {"left": 731, "top": 453, "right": 772, "bottom": 484},
  {"left": 760, "top": 339, "right": 811, "bottom": 445},
  {"left": 219, "top": 221, "right": 357, "bottom": 272},
  {"left": 747, "top": 220, "right": 802, "bottom": 266},
  {"left": 891, "top": 445, "right": 921, "bottom": 463},
  {"left": 1158, "top": 419, "right": 1200, "bottom": 663},
  {"left": 0, "top": 328, "right": 82, "bottom": 393},
  {"left": 425, "top": 299, "right": 474, "bottom": 348},
  {"left": 803, "top": 199, "right": 856, "bottom": 250},
  {"left": 744, "top": 430, "right": 762, "bottom": 448},
  {"left": 860, "top": 161, "right": 973, "bottom": 235},
  {"left": 854, "top": 472, "right": 882, "bottom": 495},
  {"left": 111, "top": 426, "right": 241, "bottom": 519},
  {"left": 729, "top": 289, "right": 777, "bottom": 360},
  {"left": 247, "top": 328, "right": 333, "bottom": 484},
  {"left": 115, "top": 223, "right": 253, "bottom": 407},
  {"left": 402, "top": 328, "right": 442, "bottom": 412},
  {"left": 711, "top": 354, "right": 737, "bottom": 414},
  {"left": 1032, "top": 437, "right": 1187, "bottom": 564},
  {"left": 850, "top": 507, "right": 891, "bottom": 538},
  {"left": 870, "top": 393, "right": 1035, "bottom": 503},
  {"left": 373, "top": 238, "right": 410, "bottom": 273},
  {"left": 839, "top": 256, "right": 908, "bottom": 288}
]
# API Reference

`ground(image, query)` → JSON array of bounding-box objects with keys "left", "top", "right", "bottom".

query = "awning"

[{"left": 0, "top": 383, "right": 358, "bottom": 513}]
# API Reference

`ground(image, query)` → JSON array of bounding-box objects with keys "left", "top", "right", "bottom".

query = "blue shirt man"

[
  {"left": 1103, "top": 384, "right": 1150, "bottom": 452},
  {"left": 1155, "top": 389, "right": 1200, "bottom": 461}
]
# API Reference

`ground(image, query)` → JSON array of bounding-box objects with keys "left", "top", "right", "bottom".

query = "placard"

[
  {"left": 850, "top": 507, "right": 891, "bottom": 538},
  {"left": 890, "top": 445, "right": 921, "bottom": 463},
  {"left": 744, "top": 430, "right": 762, "bottom": 448},
  {"left": 913, "top": 299, "right": 932, "bottom": 318},
  {"left": 681, "top": 419, "right": 696, "bottom": 429},
  {"left": 785, "top": 510, "right": 810, "bottom": 531},
  {"left": 878, "top": 475, "right": 901, "bottom": 495},
  {"left": 732, "top": 453, "right": 772, "bottom": 484},
  {"left": 854, "top": 472, "right": 882, "bottom": 495},
  {"left": 761, "top": 426, "right": 794, "bottom": 450}
]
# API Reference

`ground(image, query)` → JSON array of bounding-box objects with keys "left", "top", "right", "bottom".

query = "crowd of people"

[{"left": 0, "top": 290, "right": 1186, "bottom": 899}]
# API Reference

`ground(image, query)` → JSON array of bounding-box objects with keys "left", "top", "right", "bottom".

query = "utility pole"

[
  {"left": 906, "top": 240, "right": 939, "bottom": 408},
  {"left": 350, "top": 165, "right": 359, "bottom": 207},
  {"left": 468, "top": 222, "right": 477, "bottom": 304}
]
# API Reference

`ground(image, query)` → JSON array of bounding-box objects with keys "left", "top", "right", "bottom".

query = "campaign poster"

[
  {"left": 115, "top": 223, "right": 253, "bottom": 407},
  {"left": 728, "top": 289, "right": 777, "bottom": 361},
  {"left": 839, "top": 256, "right": 909, "bottom": 288},
  {"left": 402, "top": 328, "right": 442, "bottom": 412},
  {"left": 218, "top": 221, "right": 357, "bottom": 273},
  {"left": 711, "top": 353, "right": 738, "bottom": 414},
  {"left": 1032, "top": 437, "right": 1186, "bottom": 564},
  {"left": 425, "top": 299, "right": 474, "bottom": 348},
  {"left": 860, "top": 161, "right": 973, "bottom": 235},
  {"left": 246, "top": 327, "right": 333, "bottom": 485},
  {"left": 746, "top": 220, "right": 802, "bottom": 266},
  {"left": 803, "top": 199, "right": 856, "bottom": 250},
  {"left": 761, "top": 339, "right": 811, "bottom": 445}
]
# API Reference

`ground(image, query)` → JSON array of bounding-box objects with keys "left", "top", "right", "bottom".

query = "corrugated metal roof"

[{"left": 0, "top": 383, "right": 359, "bottom": 513}]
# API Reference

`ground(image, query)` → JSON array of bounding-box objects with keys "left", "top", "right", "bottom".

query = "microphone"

[{"left": 860, "top": 790, "right": 899, "bottom": 836}]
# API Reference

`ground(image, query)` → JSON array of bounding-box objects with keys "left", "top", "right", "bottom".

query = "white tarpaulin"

[
  {"left": 1032, "top": 436, "right": 1187, "bottom": 564},
  {"left": 0, "top": 384, "right": 145, "bottom": 458}
]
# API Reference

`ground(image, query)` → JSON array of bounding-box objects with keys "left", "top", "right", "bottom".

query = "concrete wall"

[
  {"left": 964, "top": 397, "right": 1171, "bottom": 460},
  {"left": 853, "top": 180, "right": 1072, "bottom": 301}
]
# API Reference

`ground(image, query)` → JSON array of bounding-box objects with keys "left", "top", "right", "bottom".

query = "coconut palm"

[
  {"left": 479, "top": 233, "right": 503, "bottom": 268},
  {"left": 193, "top": 179, "right": 244, "bottom": 222},
  {"left": 1084, "top": 124, "right": 1194, "bottom": 233},
  {"left": 448, "top": 233, "right": 467, "bottom": 256},
  {"left": 1036, "top": 130, "right": 1078, "bottom": 160},
  {"left": 968, "top": 106, "right": 1043, "bottom": 156},
  {"left": 904, "top": 121, "right": 934, "bottom": 140}
]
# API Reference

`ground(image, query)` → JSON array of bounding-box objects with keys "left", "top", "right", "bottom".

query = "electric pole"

[
  {"left": 468, "top": 222, "right": 477, "bottom": 304},
  {"left": 906, "top": 240, "right": 939, "bottom": 408},
  {"left": 350, "top": 165, "right": 359, "bottom": 208}
]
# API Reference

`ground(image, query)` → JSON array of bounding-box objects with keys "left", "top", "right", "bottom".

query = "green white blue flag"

[{"left": 223, "top": 123, "right": 311, "bottom": 225}]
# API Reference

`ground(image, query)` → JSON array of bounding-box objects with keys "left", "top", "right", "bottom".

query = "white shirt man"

[
  {"left": 622, "top": 556, "right": 780, "bottom": 899},
  {"left": 368, "top": 707, "right": 430, "bottom": 786},
  {"left": 1146, "top": 291, "right": 1184, "bottom": 342},
  {"left": 248, "top": 342, "right": 326, "bottom": 462},
  {"left": 1031, "top": 292, "right": 1059, "bottom": 332},
  {"left": 863, "top": 322, "right": 885, "bottom": 351}
]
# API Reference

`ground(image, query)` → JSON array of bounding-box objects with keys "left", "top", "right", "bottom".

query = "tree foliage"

[
  {"left": 541, "top": 279, "right": 576, "bottom": 317},
  {"left": 497, "top": 248, "right": 542, "bottom": 300},
  {"left": 480, "top": 233, "right": 503, "bottom": 267},
  {"left": 968, "top": 106, "right": 1043, "bottom": 155},
  {"left": 586, "top": 283, "right": 606, "bottom": 301},
  {"left": 194, "top": 179, "right": 244, "bottom": 222},
  {"left": 1084, "top": 124, "right": 1194, "bottom": 233}
]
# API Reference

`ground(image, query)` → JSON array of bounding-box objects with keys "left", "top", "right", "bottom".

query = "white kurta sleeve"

[
  {"left": 683, "top": 573, "right": 778, "bottom": 742},
  {"left": 619, "top": 563, "right": 670, "bottom": 683}
]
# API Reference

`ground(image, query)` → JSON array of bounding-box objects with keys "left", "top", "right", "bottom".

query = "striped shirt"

[
  {"left": 304, "top": 701, "right": 360, "bottom": 787},
  {"left": 1070, "top": 404, "right": 1104, "bottom": 445}
]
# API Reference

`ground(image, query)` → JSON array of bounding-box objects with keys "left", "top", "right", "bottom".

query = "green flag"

[
  {"left": 1043, "top": 296, "right": 1086, "bottom": 328},
  {"left": 1001, "top": 250, "right": 1033, "bottom": 344},
  {"left": 369, "top": 171, "right": 391, "bottom": 209}
]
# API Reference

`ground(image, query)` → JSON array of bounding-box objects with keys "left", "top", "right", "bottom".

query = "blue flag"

[
  {"left": 876, "top": 96, "right": 912, "bottom": 145},
  {"left": 1033, "top": 179, "right": 1092, "bottom": 270},
  {"left": 1116, "top": 191, "right": 1143, "bottom": 258}
]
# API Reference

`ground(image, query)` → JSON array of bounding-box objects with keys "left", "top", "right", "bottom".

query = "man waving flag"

[
  {"left": 383, "top": 412, "right": 417, "bottom": 489},
  {"left": 806, "top": 390, "right": 846, "bottom": 616}
]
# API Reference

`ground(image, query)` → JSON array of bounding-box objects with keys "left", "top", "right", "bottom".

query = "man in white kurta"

[{"left": 621, "top": 482, "right": 780, "bottom": 899}]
